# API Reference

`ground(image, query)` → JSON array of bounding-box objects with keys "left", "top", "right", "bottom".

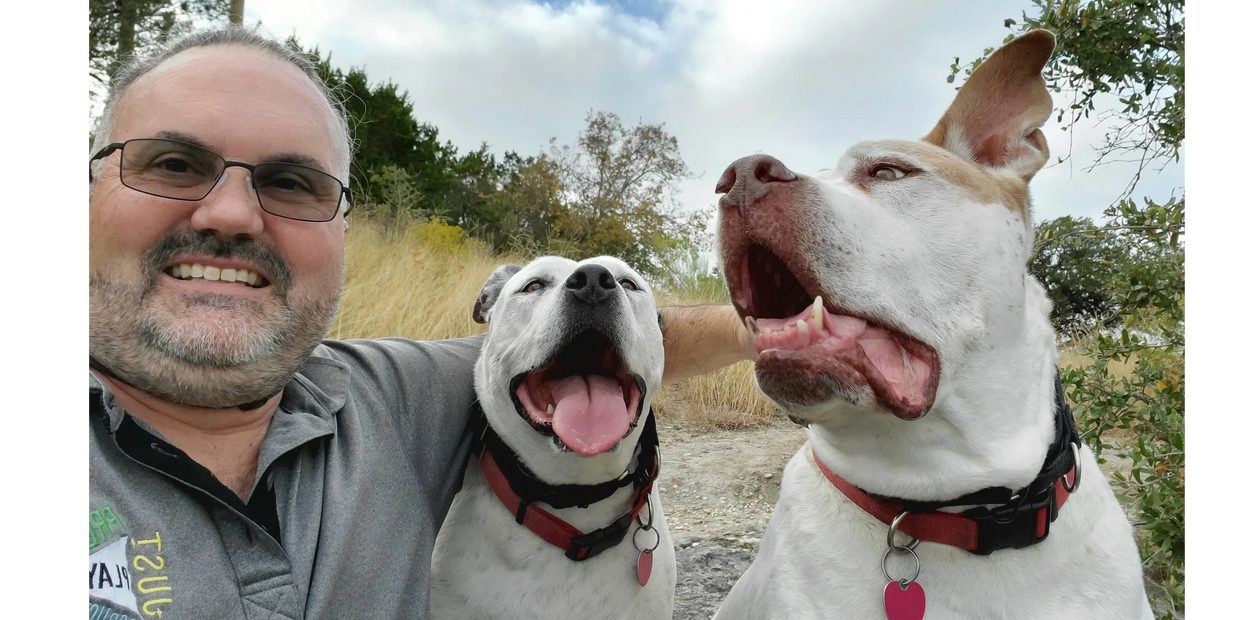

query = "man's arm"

[{"left": 660, "top": 305, "right": 757, "bottom": 385}]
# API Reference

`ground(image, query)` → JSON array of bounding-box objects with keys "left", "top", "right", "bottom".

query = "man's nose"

[{"left": 188, "top": 170, "right": 266, "bottom": 239}]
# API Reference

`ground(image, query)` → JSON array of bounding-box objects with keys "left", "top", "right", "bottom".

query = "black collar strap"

[
  {"left": 470, "top": 401, "right": 660, "bottom": 511},
  {"left": 88, "top": 356, "right": 280, "bottom": 412}
]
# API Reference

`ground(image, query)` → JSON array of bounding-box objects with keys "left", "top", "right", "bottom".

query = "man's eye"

[
  {"left": 158, "top": 157, "right": 192, "bottom": 173},
  {"left": 521, "top": 280, "right": 544, "bottom": 293},
  {"left": 620, "top": 278, "right": 639, "bottom": 291}
]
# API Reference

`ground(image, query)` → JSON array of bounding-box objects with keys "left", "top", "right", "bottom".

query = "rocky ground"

[{"left": 657, "top": 419, "right": 805, "bottom": 619}]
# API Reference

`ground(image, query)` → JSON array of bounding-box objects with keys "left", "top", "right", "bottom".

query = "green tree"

[
  {"left": 470, "top": 153, "right": 568, "bottom": 255},
  {"left": 1030, "top": 215, "right": 1130, "bottom": 333},
  {"left": 548, "top": 111, "right": 703, "bottom": 275},
  {"left": 957, "top": 2, "right": 1184, "bottom": 616},
  {"left": 288, "top": 40, "right": 465, "bottom": 214}
]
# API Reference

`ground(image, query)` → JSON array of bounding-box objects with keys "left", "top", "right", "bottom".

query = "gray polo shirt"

[{"left": 89, "top": 335, "right": 484, "bottom": 620}]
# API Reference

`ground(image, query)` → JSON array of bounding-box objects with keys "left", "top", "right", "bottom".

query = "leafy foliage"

[
  {"left": 546, "top": 111, "right": 705, "bottom": 275},
  {"left": 1030, "top": 216, "right": 1129, "bottom": 333},
  {"left": 1055, "top": 196, "right": 1183, "bottom": 616}
]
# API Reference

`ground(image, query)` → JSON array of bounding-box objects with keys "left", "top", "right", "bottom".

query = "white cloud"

[{"left": 247, "top": 0, "right": 1184, "bottom": 228}]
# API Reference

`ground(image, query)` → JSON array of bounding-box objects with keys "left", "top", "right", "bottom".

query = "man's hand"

[{"left": 660, "top": 305, "right": 757, "bottom": 385}]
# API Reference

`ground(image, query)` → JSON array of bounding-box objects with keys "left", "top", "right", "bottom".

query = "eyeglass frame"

[{"left": 89, "top": 138, "right": 354, "bottom": 222}]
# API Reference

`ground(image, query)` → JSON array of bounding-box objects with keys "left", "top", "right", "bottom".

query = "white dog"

[
  {"left": 711, "top": 31, "right": 1152, "bottom": 620},
  {"left": 430, "top": 256, "right": 674, "bottom": 620}
]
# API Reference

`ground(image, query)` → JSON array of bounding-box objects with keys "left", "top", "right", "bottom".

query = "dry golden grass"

[{"left": 328, "top": 217, "right": 521, "bottom": 341}]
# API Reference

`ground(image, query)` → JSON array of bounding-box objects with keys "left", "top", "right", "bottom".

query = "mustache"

[{"left": 142, "top": 229, "right": 293, "bottom": 292}]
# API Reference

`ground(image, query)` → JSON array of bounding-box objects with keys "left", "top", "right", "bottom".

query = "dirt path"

[{"left": 657, "top": 419, "right": 806, "bottom": 619}]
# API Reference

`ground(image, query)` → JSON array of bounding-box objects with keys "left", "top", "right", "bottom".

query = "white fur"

[
  {"left": 431, "top": 256, "right": 674, "bottom": 620},
  {"left": 713, "top": 146, "right": 1152, "bottom": 618}
]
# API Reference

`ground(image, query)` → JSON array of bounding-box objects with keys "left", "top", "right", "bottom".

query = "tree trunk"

[
  {"left": 230, "top": 0, "right": 244, "bottom": 24},
  {"left": 113, "top": 0, "right": 138, "bottom": 77}
]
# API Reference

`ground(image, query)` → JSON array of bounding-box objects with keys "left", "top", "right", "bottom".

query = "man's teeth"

[{"left": 169, "top": 263, "right": 265, "bottom": 287}]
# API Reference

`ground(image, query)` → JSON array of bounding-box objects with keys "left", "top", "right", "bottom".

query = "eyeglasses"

[{"left": 90, "top": 138, "right": 353, "bottom": 222}]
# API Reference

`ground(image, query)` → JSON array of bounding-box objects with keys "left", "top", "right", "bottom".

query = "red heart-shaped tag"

[
  {"left": 637, "top": 550, "right": 653, "bottom": 586},
  {"left": 883, "top": 580, "right": 926, "bottom": 620}
]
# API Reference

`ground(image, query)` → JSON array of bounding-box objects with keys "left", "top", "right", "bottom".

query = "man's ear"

[
  {"left": 923, "top": 29, "right": 1056, "bottom": 182},
  {"left": 472, "top": 264, "right": 523, "bottom": 324}
]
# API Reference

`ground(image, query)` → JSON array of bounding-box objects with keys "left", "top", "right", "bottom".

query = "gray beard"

[
  {"left": 89, "top": 230, "right": 341, "bottom": 408},
  {"left": 89, "top": 274, "right": 339, "bottom": 408}
]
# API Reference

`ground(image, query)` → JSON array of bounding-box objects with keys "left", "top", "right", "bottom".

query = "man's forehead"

[{"left": 112, "top": 45, "right": 342, "bottom": 173}]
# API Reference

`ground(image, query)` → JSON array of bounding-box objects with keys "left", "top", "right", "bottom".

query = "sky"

[{"left": 245, "top": 0, "right": 1184, "bottom": 228}]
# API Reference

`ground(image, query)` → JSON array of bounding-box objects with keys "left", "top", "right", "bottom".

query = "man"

[{"left": 88, "top": 27, "right": 752, "bottom": 620}]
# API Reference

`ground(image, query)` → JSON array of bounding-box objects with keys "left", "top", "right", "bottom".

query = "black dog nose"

[{"left": 565, "top": 263, "right": 617, "bottom": 304}]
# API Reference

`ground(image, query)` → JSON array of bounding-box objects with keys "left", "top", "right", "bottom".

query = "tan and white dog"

[
  {"left": 711, "top": 31, "right": 1153, "bottom": 620},
  {"left": 431, "top": 257, "right": 674, "bottom": 620}
]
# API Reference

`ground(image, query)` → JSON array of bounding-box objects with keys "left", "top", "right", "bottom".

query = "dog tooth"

[
  {"left": 797, "top": 320, "right": 809, "bottom": 338},
  {"left": 546, "top": 404, "right": 555, "bottom": 416},
  {"left": 745, "top": 316, "right": 758, "bottom": 336},
  {"left": 190, "top": 264, "right": 204, "bottom": 278},
  {"left": 812, "top": 296, "right": 824, "bottom": 329}
]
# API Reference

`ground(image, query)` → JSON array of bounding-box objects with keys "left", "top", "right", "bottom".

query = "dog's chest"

[
  {"left": 430, "top": 461, "right": 675, "bottom": 620},
  {"left": 716, "top": 444, "right": 1151, "bottom": 620}
]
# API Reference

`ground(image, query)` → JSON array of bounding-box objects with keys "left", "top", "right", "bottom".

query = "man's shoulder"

[
  {"left": 309, "top": 335, "right": 484, "bottom": 393},
  {"left": 313, "top": 334, "right": 484, "bottom": 365}
]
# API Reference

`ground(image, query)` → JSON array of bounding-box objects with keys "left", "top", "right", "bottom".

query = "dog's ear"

[
  {"left": 657, "top": 310, "right": 666, "bottom": 334},
  {"left": 923, "top": 29, "right": 1056, "bottom": 182},
  {"left": 473, "top": 264, "right": 523, "bottom": 324}
]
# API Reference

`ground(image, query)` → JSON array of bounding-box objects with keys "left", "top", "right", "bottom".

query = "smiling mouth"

[
  {"left": 163, "top": 263, "right": 269, "bottom": 288},
  {"left": 729, "top": 243, "right": 939, "bottom": 420},
  {"left": 509, "top": 328, "right": 646, "bottom": 456}
]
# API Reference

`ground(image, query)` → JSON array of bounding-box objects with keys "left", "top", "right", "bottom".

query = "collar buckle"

[
  {"left": 566, "top": 513, "right": 633, "bottom": 561},
  {"left": 963, "top": 484, "right": 1057, "bottom": 555}
]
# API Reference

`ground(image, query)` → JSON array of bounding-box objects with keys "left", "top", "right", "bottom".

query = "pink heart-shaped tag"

[
  {"left": 883, "top": 580, "right": 926, "bottom": 620},
  {"left": 637, "top": 550, "right": 653, "bottom": 586}
]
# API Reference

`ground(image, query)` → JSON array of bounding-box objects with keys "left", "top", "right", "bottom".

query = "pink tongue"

[{"left": 549, "top": 375, "right": 631, "bottom": 456}]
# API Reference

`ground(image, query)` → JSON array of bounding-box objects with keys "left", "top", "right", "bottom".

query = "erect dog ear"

[
  {"left": 473, "top": 264, "right": 523, "bottom": 324},
  {"left": 657, "top": 310, "right": 666, "bottom": 334},
  {"left": 923, "top": 29, "right": 1056, "bottom": 182}
]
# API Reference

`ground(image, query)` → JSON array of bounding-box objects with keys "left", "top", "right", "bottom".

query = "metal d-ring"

[
  {"left": 1062, "top": 442, "right": 1082, "bottom": 494},
  {"left": 887, "top": 512, "right": 921, "bottom": 552},
  {"left": 881, "top": 544, "right": 921, "bottom": 586},
  {"left": 632, "top": 519, "right": 660, "bottom": 553}
]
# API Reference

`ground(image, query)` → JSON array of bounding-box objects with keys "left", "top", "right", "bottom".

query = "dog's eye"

[
  {"left": 521, "top": 280, "right": 544, "bottom": 293},
  {"left": 871, "top": 165, "right": 907, "bottom": 181},
  {"left": 620, "top": 278, "right": 639, "bottom": 291}
]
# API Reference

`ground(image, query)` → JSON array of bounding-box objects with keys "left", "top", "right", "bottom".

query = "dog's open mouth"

[
  {"left": 730, "top": 244, "right": 940, "bottom": 419},
  {"left": 510, "top": 329, "right": 646, "bottom": 456}
]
